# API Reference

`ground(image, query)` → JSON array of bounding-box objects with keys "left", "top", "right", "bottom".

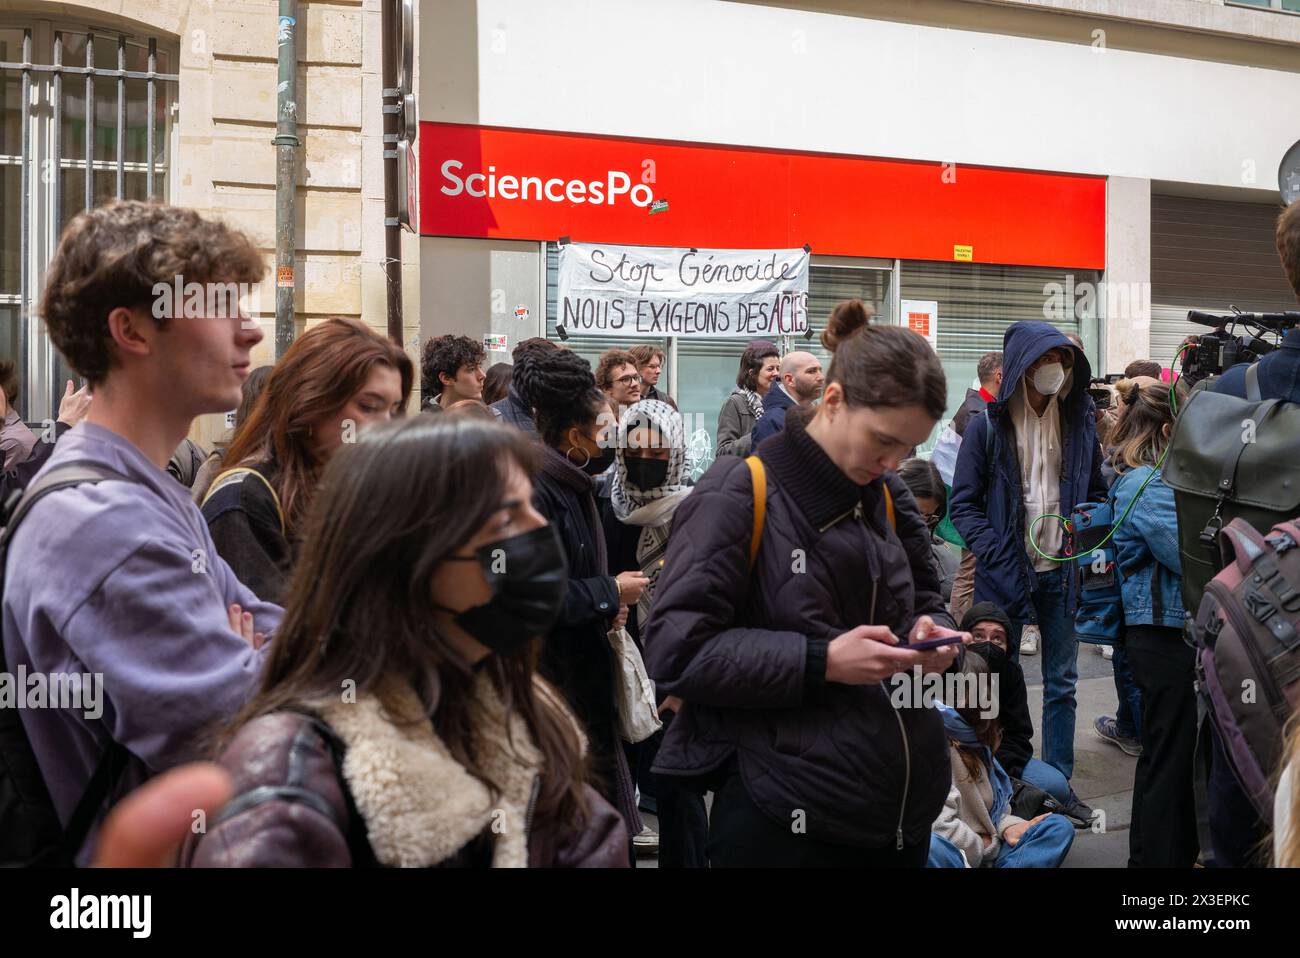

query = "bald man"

[{"left": 750, "top": 351, "right": 825, "bottom": 447}]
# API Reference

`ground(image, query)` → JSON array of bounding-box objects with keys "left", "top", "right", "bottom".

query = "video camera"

[
  {"left": 1179, "top": 308, "right": 1300, "bottom": 385},
  {"left": 1087, "top": 373, "right": 1124, "bottom": 410}
]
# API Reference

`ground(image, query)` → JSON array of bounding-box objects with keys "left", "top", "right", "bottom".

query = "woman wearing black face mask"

[
  {"left": 527, "top": 349, "right": 649, "bottom": 844},
  {"left": 187, "top": 416, "right": 630, "bottom": 867},
  {"left": 610, "top": 400, "right": 692, "bottom": 628},
  {"left": 608, "top": 398, "right": 711, "bottom": 867}
]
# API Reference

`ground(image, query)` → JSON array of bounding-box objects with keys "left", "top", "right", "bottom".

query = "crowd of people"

[{"left": 2, "top": 196, "right": 1300, "bottom": 869}]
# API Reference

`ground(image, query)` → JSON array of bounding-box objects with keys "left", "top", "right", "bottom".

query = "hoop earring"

[{"left": 566, "top": 444, "right": 591, "bottom": 469}]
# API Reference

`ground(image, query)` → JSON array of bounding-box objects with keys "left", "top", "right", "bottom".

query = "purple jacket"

[{"left": 1, "top": 422, "right": 282, "bottom": 861}]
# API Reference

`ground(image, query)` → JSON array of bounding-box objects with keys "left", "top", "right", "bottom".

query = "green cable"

[
  {"left": 1025, "top": 338, "right": 1190, "bottom": 564},
  {"left": 1169, "top": 340, "right": 1193, "bottom": 416},
  {"left": 1027, "top": 442, "right": 1168, "bottom": 564}
]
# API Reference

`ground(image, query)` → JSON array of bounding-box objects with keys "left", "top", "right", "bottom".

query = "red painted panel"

[{"left": 419, "top": 122, "right": 1105, "bottom": 269}]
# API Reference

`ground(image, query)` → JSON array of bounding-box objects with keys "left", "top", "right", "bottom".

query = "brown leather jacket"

[{"left": 185, "top": 677, "right": 629, "bottom": 868}]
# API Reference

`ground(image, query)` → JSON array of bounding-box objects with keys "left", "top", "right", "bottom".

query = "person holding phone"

[{"left": 643, "top": 302, "right": 967, "bottom": 867}]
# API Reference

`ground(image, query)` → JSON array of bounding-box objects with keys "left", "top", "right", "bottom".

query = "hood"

[
  {"left": 611, "top": 399, "right": 688, "bottom": 521},
  {"left": 993, "top": 320, "right": 1092, "bottom": 421},
  {"left": 960, "top": 600, "right": 1013, "bottom": 637}
]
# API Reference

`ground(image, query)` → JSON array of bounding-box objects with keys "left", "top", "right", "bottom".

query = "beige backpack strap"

[{"left": 202, "top": 467, "right": 286, "bottom": 537}]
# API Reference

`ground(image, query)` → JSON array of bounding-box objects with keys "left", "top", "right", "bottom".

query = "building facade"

[
  {"left": 2, "top": 0, "right": 419, "bottom": 443},
  {"left": 3, "top": 0, "right": 1299, "bottom": 452},
  {"left": 418, "top": 0, "right": 1300, "bottom": 454}
]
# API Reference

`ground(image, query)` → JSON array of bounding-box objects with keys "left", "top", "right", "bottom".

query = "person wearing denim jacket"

[
  {"left": 1108, "top": 378, "right": 1196, "bottom": 867},
  {"left": 1112, "top": 465, "right": 1186, "bottom": 631}
]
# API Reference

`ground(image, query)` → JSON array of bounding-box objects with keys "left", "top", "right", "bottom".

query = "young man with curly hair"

[
  {"left": 420, "top": 334, "right": 486, "bottom": 411},
  {"left": 1, "top": 200, "right": 282, "bottom": 863},
  {"left": 595, "top": 348, "right": 642, "bottom": 411}
]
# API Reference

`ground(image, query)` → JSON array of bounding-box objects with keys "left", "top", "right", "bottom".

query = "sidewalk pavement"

[{"left": 1022, "top": 643, "right": 1138, "bottom": 867}]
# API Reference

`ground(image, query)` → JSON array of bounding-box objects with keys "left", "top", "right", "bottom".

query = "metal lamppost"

[{"left": 382, "top": 0, "right": 418, "bottom": 345}]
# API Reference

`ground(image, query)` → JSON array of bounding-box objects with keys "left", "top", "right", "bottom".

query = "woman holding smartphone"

[{"left": 643, "top": 301, "right": 966, "bottom": 867}]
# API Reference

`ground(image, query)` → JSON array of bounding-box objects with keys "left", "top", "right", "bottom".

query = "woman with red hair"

[{"left": 202, "top": 317, "right": 412, "bottom": 602}]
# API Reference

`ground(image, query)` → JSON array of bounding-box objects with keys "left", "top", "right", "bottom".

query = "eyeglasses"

[
  {"left": 613, "top": 374, "right": 643, "bottom": 387},
  {"left": 924, "top": 514, "right": 942, "bottom": 531}
]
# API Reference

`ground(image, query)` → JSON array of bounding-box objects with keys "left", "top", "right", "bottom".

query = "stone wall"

[{"left": 9, "top": 0, "right": 420, "bottom": 445}]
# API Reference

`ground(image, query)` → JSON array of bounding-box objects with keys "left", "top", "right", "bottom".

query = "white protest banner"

[{"left": 557, "top": 243, "right": 809, "bottom": 339}]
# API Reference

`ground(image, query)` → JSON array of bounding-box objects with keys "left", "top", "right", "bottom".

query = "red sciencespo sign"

[{"left": 419, "top": 122, "right": 1106, "bottom": 270}]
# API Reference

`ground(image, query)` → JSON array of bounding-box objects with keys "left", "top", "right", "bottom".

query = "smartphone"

[{"left": 906, "top": 626, "right": 965, "bottom": 651}]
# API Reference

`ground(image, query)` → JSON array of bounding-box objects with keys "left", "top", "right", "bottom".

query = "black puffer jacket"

[
  {"left": 644, "top": 413, "right": 956, "bottom": 850},
  {"left": 531, "top": 447, "right": 639, "bottom": 834}
]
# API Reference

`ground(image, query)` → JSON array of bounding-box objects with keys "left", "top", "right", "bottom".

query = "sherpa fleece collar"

[{"left": 317, "top": 675, "right": 560, "bottom": 868}]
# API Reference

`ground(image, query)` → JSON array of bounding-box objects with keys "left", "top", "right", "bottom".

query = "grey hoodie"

[{"left": 2, "top": 422, "right": 282, "bottom": 860}]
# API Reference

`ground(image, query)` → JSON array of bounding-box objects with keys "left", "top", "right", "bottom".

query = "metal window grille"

[{"left": 0, "top": 24, "right": 178, "bottom": 419}]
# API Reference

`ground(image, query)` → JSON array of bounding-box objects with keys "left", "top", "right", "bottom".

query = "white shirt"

[{"left": 1010, "top": 379, "right": 1065, "bottom": 572}]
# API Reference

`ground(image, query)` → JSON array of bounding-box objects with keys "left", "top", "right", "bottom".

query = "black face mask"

[
  {"left": 582, "top": 446, "right": 616, "bottom": 475},
  {"left": 625, "top": 457, "right": 669, "bottom": 490},
  {"left": 435, "top": 525, "right": 568, "bottom": 655},
  {"left": 970, "top": 641, "right": 1009, "bottom": 668}
]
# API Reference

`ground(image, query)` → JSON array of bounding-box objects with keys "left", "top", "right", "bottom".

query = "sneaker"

[
  {"left": 632, "top": 824, "right": 660, "bottom": 856},
  {"left": 1093, "top": 715, "right": 1142, "bottom": 757},
  {"left": 1100, "top": 645, "right": 1114, "bottom": 660},
  {"left": 1020, "top": 631, "right": 1038, "bottom": 656},
  {"left": 1059, "top": 798, "right": 1097, "bottom": 829}
]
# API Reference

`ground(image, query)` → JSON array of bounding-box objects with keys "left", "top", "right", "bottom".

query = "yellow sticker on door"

[{"left": 953, "top": 245, "right": 973, "bottom": 262}]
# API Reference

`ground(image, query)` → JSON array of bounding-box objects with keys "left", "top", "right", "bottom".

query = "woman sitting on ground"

[{"left": 928, "top": 653, "right": 1075, "bottom": 868}]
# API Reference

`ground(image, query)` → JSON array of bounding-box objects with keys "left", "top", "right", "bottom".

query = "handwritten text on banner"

[{"left": 557, "top": 243, "right": 809, "bottom": 339}]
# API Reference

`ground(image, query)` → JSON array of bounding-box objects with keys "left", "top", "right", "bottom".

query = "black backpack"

[
  {"left": 1162, "top": 364, "right": 1300, "bottom": 613},
  {"left": 0, "top": 461, "right": 133, "bottom": 866}
]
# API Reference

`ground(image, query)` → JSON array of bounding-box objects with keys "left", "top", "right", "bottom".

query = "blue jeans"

[
  {"left": 1019, "top": 757, "right": 1074, "bottom": 807},
  {"left": 927, "top": 817, "right": 1075, "bottom": 868},
  {"left": 927, "top": 833, "right": 967, "bottom": 868},
  {"left": 1112, "top": 640, "right": 1143, "bottom": 740},
  {"left": 994, "top": 814, "right": 1075, "bottom": 868},
  {"left": 1010, "top": 568, "right": 1079, "bottom": 780}
]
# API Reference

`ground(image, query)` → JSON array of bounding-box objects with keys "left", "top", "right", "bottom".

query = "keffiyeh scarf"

[
  {"left": 735, "top": 385, "right": 765, "bottom": 422},
  {"left": 610, "top": 400, "right": 689, "bottom": 521}
]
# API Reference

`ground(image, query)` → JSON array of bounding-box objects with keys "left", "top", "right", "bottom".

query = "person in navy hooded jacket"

[{"left": 950, "top": 321, "right": 1105, "bottom": 786}]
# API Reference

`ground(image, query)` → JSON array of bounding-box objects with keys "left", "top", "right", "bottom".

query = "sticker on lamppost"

[{"left": 484, "top": 333, "right": 508, "bottom": 353}]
